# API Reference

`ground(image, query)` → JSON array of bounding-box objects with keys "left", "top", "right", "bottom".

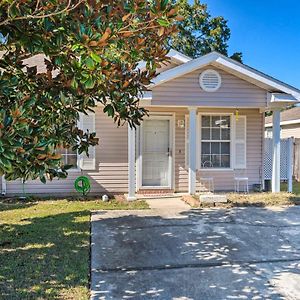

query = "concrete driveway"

[{"left": 91, "top": 199, "right": 300, "bottom": 299}]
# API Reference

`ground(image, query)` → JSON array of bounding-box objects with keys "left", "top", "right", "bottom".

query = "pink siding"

[
  {"left": 281, "top": 124, "right": 300, "bottom": 139},
  {"left": 4, "top": 107, "right": 264, "bottom": 196},
  {"left": 5, "top": 107, "right": 128, "bottom": 196},
  {"left": 147, "top": 107, "right": 264, "bottom": 192},
  {"left": 152, "top": 66, "right": 267, "bottom": 108}
]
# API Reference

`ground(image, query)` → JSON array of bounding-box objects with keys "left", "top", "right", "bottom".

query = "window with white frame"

[
  {"left": 200, "top": 115, "right": 231, "bottom": 169},
  {"left": 57, "top": 148, "right": 78, "bottom": 168}
]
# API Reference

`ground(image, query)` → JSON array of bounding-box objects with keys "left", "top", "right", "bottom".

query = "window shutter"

[
  {"left": 79, "top": 113, "right": 96, "bottom": 170},
  {"left": 185, "top": 115, "right": 189, "bottom": 168},
  {"left": 234, "top": 116, "right": 247, "bottom": 169}
]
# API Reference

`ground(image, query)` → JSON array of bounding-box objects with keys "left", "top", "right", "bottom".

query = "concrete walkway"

[{"left": 91, "top": 201, "right": 300, "bottom": 300}]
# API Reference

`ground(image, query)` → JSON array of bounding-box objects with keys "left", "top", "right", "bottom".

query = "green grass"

[
  {"left": 0, "top": 198, "right": 148, "bottom": 299},
  {"left": 227, "top": 192, "right": 300, "bottom": 207},
  {"left": 281, "top": 180, "right": 300, "bottom": 195}
]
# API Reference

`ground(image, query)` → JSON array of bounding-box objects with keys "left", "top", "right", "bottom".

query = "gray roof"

[{"left": 265, "top": 106, "right": 300, "bottom": 124}]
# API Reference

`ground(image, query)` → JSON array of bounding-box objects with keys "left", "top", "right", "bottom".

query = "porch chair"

[
  {"left": 197, "top": 161, "right": 215, "bottom": 193},
  {"left": 234, "top": 169, "right": 249, "bottom": 193}
]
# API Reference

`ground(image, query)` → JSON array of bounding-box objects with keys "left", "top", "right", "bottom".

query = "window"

[
  {"left": 57, "top": 148, "right": 78, "bottom": 169},
  {"left": 201, "top": 115, "right": 231, "bottom": 169}
]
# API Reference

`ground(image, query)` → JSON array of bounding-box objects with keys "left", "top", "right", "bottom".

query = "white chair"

[
  {"left": 234, "top": 169, "right": 249, "bottom": 193},
  {"left": 197, "top": 163, "right": 215, "bottom": 193}
]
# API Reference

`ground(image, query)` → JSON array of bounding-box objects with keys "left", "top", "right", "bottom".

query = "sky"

[{"left": 202, "top": 0, "right": 300, "bottom": 89}]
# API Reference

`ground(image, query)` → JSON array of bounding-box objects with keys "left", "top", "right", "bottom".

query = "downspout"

[{"left": 1, "top": 175, "right": 6, "bottom": 196}]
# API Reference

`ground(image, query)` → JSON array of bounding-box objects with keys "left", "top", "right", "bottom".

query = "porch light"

[{"left": 177, "top": 119, "right": 185, "bottom": 128}]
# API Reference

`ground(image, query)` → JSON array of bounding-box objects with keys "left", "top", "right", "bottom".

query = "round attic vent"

[{"left": 199, "top": 69, "right": 221, "bottom": 92}]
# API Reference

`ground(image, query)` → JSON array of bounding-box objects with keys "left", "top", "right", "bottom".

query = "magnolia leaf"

[
  {"left": 160, "top": 0, "right": 169, "bottom": 11},
  {"left": 99, "top": 27, "right": 111, "bottom": 43},
  {"left": 157, "top": 18, "right": 169, "bottom": 27},
  {"left": 158, "top": 27, "right": 165, "bottom": 36},
  {"left": 40, "top": 175, "right": 46, "bottom": 184},
  {"left": 85, "top": 57, "right": 95, "bottom": 69},
  {"left": 90, "top": 52, "right": 102, "bottom": 63},
  {"left": 85, "top": 78, "right": 95, "bottom": 89}
]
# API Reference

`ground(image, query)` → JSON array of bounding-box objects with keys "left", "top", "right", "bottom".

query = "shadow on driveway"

[{"left": 91, "top": 206, "right": 300, "bottom": 299}]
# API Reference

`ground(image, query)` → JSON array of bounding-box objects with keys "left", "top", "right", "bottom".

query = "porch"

[{"left": 126, "top": 107, "right": 284, "bottom": 200}]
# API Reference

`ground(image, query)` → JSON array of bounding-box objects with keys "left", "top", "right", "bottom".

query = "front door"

[{"left": 141, "top": 118, "right": 172, "bottom": 187}]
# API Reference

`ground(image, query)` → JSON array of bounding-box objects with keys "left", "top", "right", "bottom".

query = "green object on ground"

[
  {"left": 74, "top": 176, "right": 91, "bottom": 196},
  {"left": 0, "top": 198, "right": 148, "bottom": 299}
]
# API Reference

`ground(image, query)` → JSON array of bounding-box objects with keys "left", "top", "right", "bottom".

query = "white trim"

[
  {"left": 149, "top": 51, "right": 300, "bottom": 101},
  {"left": 233, "top": 115, "right": 247, "bottom": 169},
  {"left": 272, "top": 109, "right": 281, "bottom": 193},
  {"left": 188, "top": 107, "right": 197, "bottom": 194},
  {"left": 287, "top": 137, "right": 294, "bottom": 193},
  {"left": 198, "top": 113, "right": 234, "bottom": 170},
  {"left": 185, "top": 114, "right": 189, "bottom": 169},
  {"left": 127, "top": 125, "right": 136, "bottom": 201},
  {"left": 1, "top": 176, "right": 6, "bottom": 195},
  {"left": 138, "top": 114, "right": 175, "bottom": 190},
  {"left": 78, "top": 113, "right": 96, "bottom": 170},
  {"left": 168, "top": 49, "right": 192, "bottom": 63},
  {"left": 136, "top": 48, "right": 191, "bottom": 70},
  {"left": 265, "top": 118, "right": 300, "bottom": 128}
]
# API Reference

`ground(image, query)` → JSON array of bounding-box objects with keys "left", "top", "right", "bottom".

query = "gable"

[
  {"left": 150, "top": 51, "right": 300, "bottom": 103},
  {"left": 152, "top": 66, "right": 267, "bottom": 108}
]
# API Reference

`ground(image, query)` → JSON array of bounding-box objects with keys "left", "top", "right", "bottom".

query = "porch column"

[
  {"left": 188, "top": 107, "right": 197, "bottom": 195},
  {"left": 127, "top": 124, "right": 136, "bottom": 201},
  {"left": 272, "top": 109, "right": 281, "bottom": 193},
  {"left": 1, "top": 176, "right": 6, "bottom": 196}
]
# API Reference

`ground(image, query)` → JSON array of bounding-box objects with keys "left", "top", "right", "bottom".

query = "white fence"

[{"left": 264, "top": 138, "right": 293, "bottom": 192}]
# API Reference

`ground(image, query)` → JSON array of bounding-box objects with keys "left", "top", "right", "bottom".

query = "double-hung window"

[
  {"left": 57, "top": 148, "right": 78, "bottom": 169},
  {"left": 201, "top": 115, "right": 231, "bottom": 169}
]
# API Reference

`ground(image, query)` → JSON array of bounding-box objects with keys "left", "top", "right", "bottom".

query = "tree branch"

[{"left": 0, "top": 0, "right": 84, "bottom": 27}]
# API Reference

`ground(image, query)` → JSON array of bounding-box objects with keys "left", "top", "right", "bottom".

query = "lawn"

[
  {"left": 281, "top": 180, "right": 300, "bottom": 195},
  {"left": 183, "top": 190, "right": 300, "bottom": 208},
  {"left": 0, "top": 198, "right": 148, "bottom": 299}
]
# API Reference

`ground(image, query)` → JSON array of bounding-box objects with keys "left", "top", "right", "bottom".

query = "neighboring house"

[
  {"left": 265, "top": 106, "right": 300, "bottom": 138},
  {"left": 1, "top": 50, "right": 300, "bottom": 198}
]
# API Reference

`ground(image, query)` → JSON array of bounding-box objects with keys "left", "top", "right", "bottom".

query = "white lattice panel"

[{"left": 264, "top": 138, "right": 290, "bottom": 180}]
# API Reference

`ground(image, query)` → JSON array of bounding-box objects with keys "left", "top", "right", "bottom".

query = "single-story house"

[
  {"left": 1, "top": 50, "right": 300, "bottom": 198},
  {"left": 265, "top": 106, "right": 300, "bottom": 138}
]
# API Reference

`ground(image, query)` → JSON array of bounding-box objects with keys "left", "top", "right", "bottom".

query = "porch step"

[
  {"left": 136, "top": 193, "right": 182, "bottom": 200},
  {"left": 138, "top": 189, "right": 174, "bottom": 195},
  {"left": 199, "top": 194, "right": 228, "bottom": 203}
]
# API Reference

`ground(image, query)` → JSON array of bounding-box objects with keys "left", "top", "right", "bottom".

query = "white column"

[
  {"left": 127, "top": 125, "right": 136, "bottom": 201},
  {"left": 287, "top": 138, "right": 294, "bottom": 193},
  {"left": 272, "top": 109, "right": 281, "bottom": 193},
  {"left": 1, "top": 176, "right": 6, "bottom": 195},
  {"left": 188, "top": 107, "right": 197, "bottom": 195}
]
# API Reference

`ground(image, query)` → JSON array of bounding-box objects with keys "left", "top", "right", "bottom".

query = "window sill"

[
  {"left": 198, "top": 168, "right": 233, "bottom": 171},
  {"left": 67, "top": 168, "right": 81, "bottom": 173}
]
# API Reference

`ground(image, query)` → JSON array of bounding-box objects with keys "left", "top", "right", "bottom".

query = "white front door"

[{"left": 141, "top": 118, "right": 172, "bottom": 187}]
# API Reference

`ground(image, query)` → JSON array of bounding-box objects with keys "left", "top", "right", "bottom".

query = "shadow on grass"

[
  {"left": 0, "top": 210, "right": 91, "bottom": 299},
  {"left": 0, "top": 198, "right": 38, "bottom": 212}
]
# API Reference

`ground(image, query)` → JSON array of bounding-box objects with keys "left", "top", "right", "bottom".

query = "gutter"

[{"left": 1, "top": 176, "right": 6, "bottom": 196}]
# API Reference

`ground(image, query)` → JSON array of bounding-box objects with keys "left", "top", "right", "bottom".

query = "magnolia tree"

[{"left": 0, "top": 0, "right": 179, "bottom": 183}]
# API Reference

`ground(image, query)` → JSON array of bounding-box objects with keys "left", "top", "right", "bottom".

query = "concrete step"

[{"left": 199, "top": 194, "right": 228, "bottom": 203}]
